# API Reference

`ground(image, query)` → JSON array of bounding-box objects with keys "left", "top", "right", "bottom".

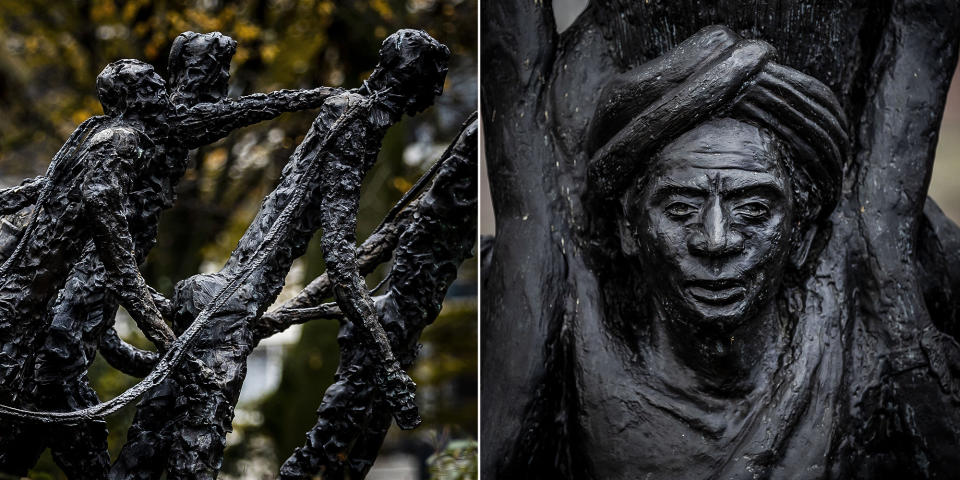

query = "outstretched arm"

[
  {"left": 81, "top": 129, "right": 176, "bottom": 352},
  {"left": 170, "top": 86, "right": 342, "bottom": 149},
  {"left": 0, "top": 176, "right": 44, "bottom": 215}
]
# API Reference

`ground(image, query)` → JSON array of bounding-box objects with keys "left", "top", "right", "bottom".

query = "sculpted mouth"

[{"left": 684, "top": 279, "right": 746, "bottom": 305}]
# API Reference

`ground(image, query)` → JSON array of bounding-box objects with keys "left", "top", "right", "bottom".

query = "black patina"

[
  {"left": 482, "top": 1, "right": 960, "bottom": 478},
  {"left": 0, "top": 28, "right": 476, "bottom": 480}
]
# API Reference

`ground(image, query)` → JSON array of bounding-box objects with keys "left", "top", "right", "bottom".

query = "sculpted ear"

[
  {"left": 618, "top": 215, "right": 640, "bottom": 257},
  {"left": 790, "top": 225, "right": 818, "bottom": 269}
]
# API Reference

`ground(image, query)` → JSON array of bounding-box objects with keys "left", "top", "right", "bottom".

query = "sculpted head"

[
  {"left": 97, "top": 59, "right": 170, "bottom": 117},
  {"left": 167, "top": 31, "right": 237, "bottom": 106},
  {"left": 586, "top": 26, "right": 847, "bottom": 333},
  {"left": 618, "top": 118, "right": 800, "bottom": 330},
  {"left": 366, "top": 29, "right": 450, "bottom": 115}
]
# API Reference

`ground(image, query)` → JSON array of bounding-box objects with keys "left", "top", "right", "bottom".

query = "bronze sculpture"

[
  {"left": 0, "top": 28, "right": 477, "bottom": 480},
  {"left": 481, "top": 1, "right": 960, "bottom": 478},
  {"left": 576, "top": 28, "right": 849, "bottom": 478},
  {"left": 0, "top": 31, "right": 340, "bottom": 476}
]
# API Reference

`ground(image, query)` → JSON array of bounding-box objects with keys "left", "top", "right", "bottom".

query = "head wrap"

[{"left": 586, "top": 25, "right": 848, "bottom": 224}]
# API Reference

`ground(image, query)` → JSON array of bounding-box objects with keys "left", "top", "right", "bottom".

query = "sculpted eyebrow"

[
  {"left": 723, "top": 183, "right": 785, "bottom": 199},
  {"left": 649, "top": 183, "right": 708, "bottom": 203}
]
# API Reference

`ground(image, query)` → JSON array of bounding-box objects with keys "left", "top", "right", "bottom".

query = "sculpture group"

[{"left": 0, "top": 29, "right": 477, "bottom": 479}]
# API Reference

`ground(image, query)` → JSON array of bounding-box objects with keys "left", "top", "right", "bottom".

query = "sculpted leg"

[
  {"left": 46, "top": 379, "right": 110, "bottom": 479},
  {"left": 110, "top": 386, "right": 176, "bottom": 480},
  {"left": 0, "top": 421, "right": 45, "bottom": 477}
]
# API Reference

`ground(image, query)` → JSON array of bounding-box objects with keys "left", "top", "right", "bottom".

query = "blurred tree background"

[{"left": 0, "top": 0, "right": 477, "bottom": 478}]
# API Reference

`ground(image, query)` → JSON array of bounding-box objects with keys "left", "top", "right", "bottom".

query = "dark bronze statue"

[
  {"left": 0, "top": 59, "right": 177, "bottom": 393},
  {"left": 482, "top": 1, "right": 960, "bottom": 478},
  {"left": 0, "top": 28, "right": 476, "bottom": 480},
  {"left": 0, "top": 31, "right": 340, "bottom": 477},
  {"left": 575, "top": 29, "right": 849, "bottom": 478}
]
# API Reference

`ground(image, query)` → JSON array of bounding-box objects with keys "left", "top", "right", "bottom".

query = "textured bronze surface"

[
  {"left": 481, "top": 2, "right": 960, "bottom": 478},
  {"left": 0, "top": 29, "right": 475, "bottom": 480}
]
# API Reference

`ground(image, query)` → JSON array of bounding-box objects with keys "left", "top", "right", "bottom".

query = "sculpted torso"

[
  {"left": 482, "top": 3, "right": 960, "bottom": 478},
  {"left": 567, "top": 28, "right": 850, "bottom": 478},
  {"left": 574, "top": 119, "right": 832, "bottom": 479}
]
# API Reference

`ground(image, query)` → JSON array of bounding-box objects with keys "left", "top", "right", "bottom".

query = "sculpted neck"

[{"left": 648, "top": 298, "right": 785, "bottom": 395}]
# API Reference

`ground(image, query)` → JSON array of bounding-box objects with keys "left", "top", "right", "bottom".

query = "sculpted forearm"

[
  {"left": 0, "top": 176, "right": 44, "bottom": 215},
  {"left": 174, "top": 86, "right": 342, "bottom": 148},
  {"left": 99, "top": 327, "right": 159, "bottom": 377}
]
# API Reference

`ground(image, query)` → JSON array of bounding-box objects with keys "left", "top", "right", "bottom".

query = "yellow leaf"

[{"left": 235, "top": 22, "right": 261, "bottom": 42}]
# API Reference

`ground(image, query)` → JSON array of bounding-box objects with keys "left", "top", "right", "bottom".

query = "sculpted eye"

[
  {"left": 664, "top": 202, "right": 698, "bottom": 219},
  {"left": 734, "top": 202, "right": 770, "bottom": 220}
]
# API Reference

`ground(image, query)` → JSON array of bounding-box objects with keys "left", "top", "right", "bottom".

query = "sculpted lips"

[{"left": 684, "top": 279, "right": 746, "bottom": 305}]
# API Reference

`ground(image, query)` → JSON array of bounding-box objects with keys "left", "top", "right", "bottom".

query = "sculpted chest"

[
  {"left": 481, "top": 2, "right": 960, "bottom": 478},
  {"left": 571, "top": 309, "right": 836, "bottom": 480}
]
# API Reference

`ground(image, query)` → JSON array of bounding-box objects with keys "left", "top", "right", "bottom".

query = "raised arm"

[
  {"left": 81, "top": 128, "right": 176, "bottom": 352},
  {"left": 856, "top": 0, "right": 959, "bottom": 242},
  {"left": 170, "top": 86, "right": 341, "bottom": 149},
  {"left": 0, "top": 176, "right": 44, "bottom": 215},
  {"left": 481, "top": 1, "right": 569, "bottom": 476}
]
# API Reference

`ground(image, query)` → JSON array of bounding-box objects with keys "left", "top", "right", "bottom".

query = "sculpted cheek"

[{"left": 653, "top": 221, "right": 684, "bottom": 264}]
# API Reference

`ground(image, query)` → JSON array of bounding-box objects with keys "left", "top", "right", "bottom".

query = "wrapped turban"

[{"left": 586, "top": 25, "right": 848, "bottom": 225}]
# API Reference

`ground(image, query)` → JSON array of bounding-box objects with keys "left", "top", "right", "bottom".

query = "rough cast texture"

[
  {"left": 0, "top": 31, "right": 339, "bottom": 477},
  {"left": 481, "top": 1, "right": 960, "bottom": 479},
  {"left": 0, "top": 28, "right": 475, "bottom": 480},
  {"left": 280, "top": 114, "right": 477, "bottom": 480}
]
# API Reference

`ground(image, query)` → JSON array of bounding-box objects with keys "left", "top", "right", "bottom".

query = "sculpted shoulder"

[{"left": 84, "top": 126, "right": 148, "bottom": 164}]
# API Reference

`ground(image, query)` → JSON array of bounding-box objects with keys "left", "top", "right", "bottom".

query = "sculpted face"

[
  {"left": 97, "top": 60, "right": 171, "bottom": 117},
  {"left": 135, "top": 71, "right": 168, "bottom": 113},
  {"left": 619, "top": 118, "right": 795, "bottom": 332}
]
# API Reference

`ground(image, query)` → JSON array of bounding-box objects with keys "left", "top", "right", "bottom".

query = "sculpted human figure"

[
  {"left": 0, "top": 63, "right": 185, "bottom": 358},
  {"left": 109, "top": 29, "right": 451, "bottom": 478},
  {"left": 482, "top": 3, "right": 960, "bottom": 476},
  {"left": 0, "top": 60, "right": 181, "bottom": 478},
  {"left": 0, "top": 31, "right": 341, "bottom": 477},
  {"left": 566, "top": 28, "right": 848, "bottom": 478},
  {"left": 0, "top": 25, "right": 473, "bottom": 479},
  {"left": 0, "top": 60, "right": 176, "bottom": 403},
  {"left": 0, "top": 28, "right": 449, "bottom": 480}
]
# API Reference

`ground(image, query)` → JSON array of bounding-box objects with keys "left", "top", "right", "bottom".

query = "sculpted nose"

[{"left": 687, "top": 198, "right": 744, "bottom": 257}]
